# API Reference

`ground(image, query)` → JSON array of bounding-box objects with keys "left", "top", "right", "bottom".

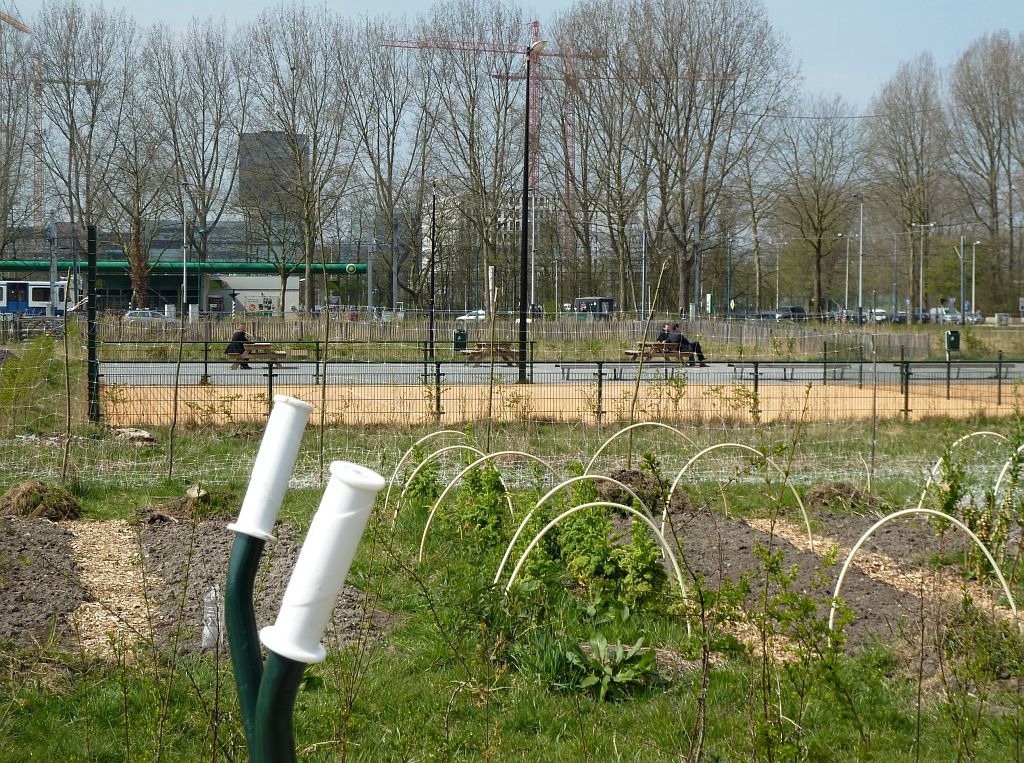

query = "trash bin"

[
  {"left": 997, "top": 312, "right": 1010, "bottom": 326},
  {"left": 945, "top": 330, "right": 961, "bottom": 352},
  {"left": 453, "top": 328, "right": 468, "bottom": 351}
]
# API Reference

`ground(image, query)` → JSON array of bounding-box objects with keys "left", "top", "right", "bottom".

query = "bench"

[
  {"left": 460, "top": 342, "right": 518, "bottom": 365},
  {"left": 908, "top": 362, "right": 1012, "bottom": 380},
  {"left": 560, "top": 364, "right": 682, "bottom": 382},
  {"left": 227, "top": 342, "right": 287, "bottom": 368},
  {"left": 953, "top": 363, "right": 1012, "bottom": 379},
  {"left": 729, "top": 362, "right": 851, "bottom": 381},
  {"left": 625, "top": 342, "right": 697, "bottom": 363}
]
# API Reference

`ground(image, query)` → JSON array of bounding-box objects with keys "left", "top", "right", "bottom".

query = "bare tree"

[
  {"left": 549, "top": 0, "right": 651, "bottom": 311},
  {"left": 102, "top": 40, "right": 174, "bottom": 307},
  {"left": 863, "top": 53, "right": 949, "bottom": 321},
  {"left": 239, "top": 5, "right": 355, "bottom": 310},
  {"left": 948, "top": 32, "right": 1022, "bottom": 301},
  {"left": 634, "top": 0, "right": 795, "bottom": 312},
  {"left": 147, "top": 18, "right": 248, "bottom": 307},
  {"left": 774, "top": 95, "right": 859, "bottom": 314},
  {"left": 414, "top": 0, "right": 526, "bottom": 312},
  {"left": 34, "top": 1, "right": 131, "bottom": 243},
  {"left": 0, "top": 23, "right": 32, "bottom": 256},
  {"left": 344, "top": 16, "right": 434, "bottom": 309}
]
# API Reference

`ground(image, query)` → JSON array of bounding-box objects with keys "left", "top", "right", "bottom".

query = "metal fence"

[{"left": 96, "top": 341, "right": 1024, "bottom": 429}]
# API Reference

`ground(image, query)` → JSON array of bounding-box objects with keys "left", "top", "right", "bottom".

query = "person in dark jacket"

[
  {"left": 225, "top": 324, "right": 251, "bottom": 369},
  {"left": 656, "top": 322, "right": 671, "bottom": 342},
  {"left": 677, "top": 327, "right": 708, "bottom": 366}
]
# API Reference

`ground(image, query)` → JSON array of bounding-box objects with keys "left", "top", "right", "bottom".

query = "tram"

[{"left": 0, "top": 280, "right": 71, "bottom": 315}]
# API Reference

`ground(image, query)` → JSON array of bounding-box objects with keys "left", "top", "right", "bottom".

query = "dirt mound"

[
  {"left": 597, "top": 468, "right": 692, "bottom": 517},
  {"left": 0, "top": 480, "right": 81, "bottom": 521},
  {"left": 803, "top": 481, "right": 890, "bottom": 514},
  {"left": 0, "top": 516, "right": 89, "bottom": 646}
]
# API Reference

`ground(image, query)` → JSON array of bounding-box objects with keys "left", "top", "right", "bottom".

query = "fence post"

[
  {"left": 902, "top": 361, "right": 911, "bottom": 421},
  {"left": 899, "top": 345, "right": 906, "bottom": 395},
  {"left": 265, "top": 362, "right": 275, "bottom": 417},
  {"left": 858, "top": 342, "right": 864, "bottom": 389},
  {"left": 201, "top": 341, "right": 210, "bottom": 385},
  {"left": 314, "top": 341, "right": 321, "bottom": 385},
  {"left": 595, "top": 360, "right": 604, "bottom": 429},
  {"left": 998, "top": 350, "right": 1003, "bottom": 406},
  {"left": 946, "top": 356, "right": 951, "bottom": 400},
  {"left": 87, "top": 225, "right": 99, "bottom": 423},
  {"left": 822, "top": 341, "right": 828, "bottom": 386},
  {"left": 434, "top": 362, "right": 442, "bottom": 421}
]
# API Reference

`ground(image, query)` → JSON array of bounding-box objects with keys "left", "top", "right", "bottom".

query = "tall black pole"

[
  {"left": 959, "top": 234, "right": 966, "bottom": 326},
  {"left": 87, "top": 225, "right": 98, "bottom": 423},
  {"left": 518, "top": 50, "right": 532, "bottom": 384},
  {"left": 429, "top": 186, "right": 436, "bottom": 359}
]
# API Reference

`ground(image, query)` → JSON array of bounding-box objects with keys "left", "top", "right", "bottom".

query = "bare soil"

[{"left": 0, "top": 482, "right": 998, "bottom": 674}]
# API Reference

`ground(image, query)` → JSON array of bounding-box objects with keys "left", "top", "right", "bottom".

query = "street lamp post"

[
  {"left": 775, "top": 241, "right": 780, "bottom": 311},
  {"left": 726, "top": 236, "right": 733, "bottom": 319},
  {"left": 181, "top": 187, "right": 188, "bottom": 318},
  {"left": 891, "top": 233, "right": 898, "bottom": 317},
  {"left": 971, "top": 240, "right": 981, "bottom": 315},
  {"left": 839, "top": 232, "right": 849, "bottom": 312},
  {"left": 959, "top": 234, "right": 966, "bottom": 325},
  {"left": 428, "top": 181, "right": 437, "bottom": 360},
  {"left": 854, "top": 194, "right": 864, "bottom": 325},
  {"left": 518, "top": 38, "right": 547, "bottom": 384},
  {"left": 911, "top": 222, "right": 934, "bottom": 323}
]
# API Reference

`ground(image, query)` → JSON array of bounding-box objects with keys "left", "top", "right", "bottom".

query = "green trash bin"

[
  {"left": 453, "top": 328, "right": 468, "bottom": 351},
  {"left": 945, "top": 330, "right": 961, "bottom": 352}
]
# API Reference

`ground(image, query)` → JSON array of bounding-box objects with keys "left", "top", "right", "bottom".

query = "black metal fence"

[{"left": 95, "top": 340, "right": 1023, "bottom": 429}]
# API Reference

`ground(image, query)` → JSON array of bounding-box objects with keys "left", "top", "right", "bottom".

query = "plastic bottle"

[{"left": 202, "top": 584, "right": 222, "bottom": 648}]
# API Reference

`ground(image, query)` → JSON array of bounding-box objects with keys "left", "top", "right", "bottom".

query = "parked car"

[
  {"left": 928, "top": 307, "right": 961, "bottom": 324},
  {"left": 868, "top": 308, "right": 889, "bottom": 323},
  {"left": 123, "top": 309, "right": 177, "bottom": 325},
  {"left": 774, "top": 306, "right": 809, "bottom": 322},
  {"left": 455, "top": 309, "right": 487, "bottom": 322},
  {"left": 965, "top": 311, "right": 984, "bottom": 324}
]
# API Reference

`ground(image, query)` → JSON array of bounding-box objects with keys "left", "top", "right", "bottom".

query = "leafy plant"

[
  {"left": 404, "top": 448, "right": 442, "bottom": 510},
  {"left": 449, "top": 461, "right": 507, "bottom": 548},
  {"left": 565, "top": 632, "right": 658, "bottom": 702}
]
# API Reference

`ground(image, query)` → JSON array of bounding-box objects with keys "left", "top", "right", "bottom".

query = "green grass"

[{"left": 3, "top": 416, "right": 1024, "bottom": 759}]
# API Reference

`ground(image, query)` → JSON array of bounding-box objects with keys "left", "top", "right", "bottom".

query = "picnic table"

[
  {"left": 227, "top": 342, "right": 287, "bottom": 368},
  {"left": 623, "top": 341, "right": 697, "bottom": 363},
  {"left": 459, "top": 341, "right": 519, "bottom": 364}
]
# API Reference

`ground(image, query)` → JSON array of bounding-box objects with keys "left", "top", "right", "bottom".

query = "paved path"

[{"left": 97, "top": 359, "right": 1023, "bottom": 388}]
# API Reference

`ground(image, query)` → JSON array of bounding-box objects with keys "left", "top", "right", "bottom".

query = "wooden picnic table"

[
  {"left": 459, "top": 341, "right": 519, "bottom": 364},
  {"left": 226, "top": 342, "right": 287, "bottom": 368},
  {"left": 623, "top": 341, "right": 693, "bottom": 363}
]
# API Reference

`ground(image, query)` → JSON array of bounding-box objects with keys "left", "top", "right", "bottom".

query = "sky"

[{"left": 4, "top": 0, "right": 1023, "bottom": 110}]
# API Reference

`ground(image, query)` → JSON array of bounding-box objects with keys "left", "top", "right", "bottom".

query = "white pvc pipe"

[
  {"left": 228, "top": 395, "right": 314, "bottom": 541},
  {"left": 828, "top": 507, "right": 1020, "bottom": 635},
  {"left": 260, "top": 461, "right": 385, "bottom": 664}
]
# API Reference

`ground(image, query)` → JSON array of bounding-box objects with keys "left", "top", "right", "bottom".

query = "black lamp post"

[
  {"left": 518, "top": 39, "right": 546, "bottom": 384},
  {"left": 429, "top": 181, "right": 437, "bottom": 359}
]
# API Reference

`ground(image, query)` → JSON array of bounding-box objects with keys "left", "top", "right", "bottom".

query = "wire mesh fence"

[
  {"left": 2, "top": 318, "right": 1021, "bottom": 490},
  {"left": 95, "top": 351, "right": 1023, "bottom": 428}
]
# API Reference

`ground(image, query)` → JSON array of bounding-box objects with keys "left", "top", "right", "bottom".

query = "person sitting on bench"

[
  {"left": 677, "top": 326, "right": 708, "bottom": 366},
  {"left": 225, "top": 324, "right": 251, "bottom": 369}
]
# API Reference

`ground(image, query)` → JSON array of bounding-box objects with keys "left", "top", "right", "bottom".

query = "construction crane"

[
  {"left": 0, "top": 10, "right": 29, "bottom": 33},
  {"left": 383, "top": 20, "right": 554, "bottom": 186}
]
